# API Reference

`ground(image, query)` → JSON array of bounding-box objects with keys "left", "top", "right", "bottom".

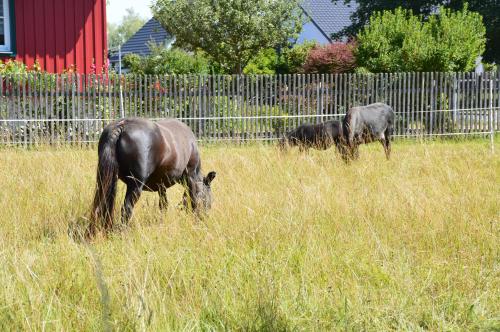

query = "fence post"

[
  {"left": 118, "top": 46, "right": 125, "bottom": 118},
  {"left": 452, "top": 73, "right": 458, "bottom": 132},
  {"left": 490, "top": 74, "right": 495, "bottom": 153}
]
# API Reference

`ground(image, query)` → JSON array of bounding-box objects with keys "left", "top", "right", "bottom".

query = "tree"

[
  {"left": 242, "top": 42, "right": 318, "bottom": 75},
  {"left": 444, "top": 1, "right": 500, "bottom": 64},
  {"left": 355, "top": 6, "right": 485, "bottom": 72},
  {"left": 152, "top": 0, "right": 304, "bottom": 74},
  {"left": 276, "top": 41, "right": 316, "bottom": 74},
  {"left": 428, "top": 6, "right": 486, "bottom": 71},
  {"left": 333, "top": 0, "right": 500, "bottom": 64},
  {"left": 107, "top": 8, "right": 147, "bottom": 51},
  {"left": 243, "top": 48, "right": 279, "bottom": 75}
]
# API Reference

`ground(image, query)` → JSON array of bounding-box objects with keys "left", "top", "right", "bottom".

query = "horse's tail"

[{"left": 90, "top": 120, "right": 126, "bottom": 234}]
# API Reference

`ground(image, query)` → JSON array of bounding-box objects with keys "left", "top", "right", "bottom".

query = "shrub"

[
  {"left": 356, "top": 6, "right": 486, "bottom": 72},
  {"left": 244, "top": 42, "right": 319, "bottom": 75},
  {"left": 428, "top": 5, "right": 487, "bottom": 72},
  {"left": 276, "top": 41, "right": 316, "bottom": 74},
  {"left": 123, "top": 43, "right": 210, "bottom": 75},
  {"left": 0, "top": 59, "right": 40, "bottom": 74},
  {"left": 243, "top": 49, "right": 278, "bottom": 75},
  {"left": 302, "top": 43, "right": 356, "bottom": 74},
  {"left": 483, "top": 62, "right": 498, "bottom": 72}
]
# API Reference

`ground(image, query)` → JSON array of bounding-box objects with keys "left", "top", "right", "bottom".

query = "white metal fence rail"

[{"left": 0, "top": 72, "right": 498, "bottom": 146}]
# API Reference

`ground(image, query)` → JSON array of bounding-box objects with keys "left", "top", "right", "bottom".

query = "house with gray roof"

[
  {"left": 298, "top": 0, "right": 356, "bottom": 44},
  {"left": 109, "top": 18, "right": 174, "bottom": 67},
  {"left": 109, "top": 1, "right": 356, "bottom": 67}
]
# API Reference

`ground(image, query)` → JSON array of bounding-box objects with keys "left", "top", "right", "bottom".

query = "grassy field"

[{"left": 0, "top": 139, "right": 499, "bottom": 331}]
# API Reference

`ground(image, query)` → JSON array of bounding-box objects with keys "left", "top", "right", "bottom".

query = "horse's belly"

[
  {"left": 355, "top": 126, "right": 378, "bottom": 143},
  {"left": 144, "top": 169, "right": 183, "bottom": 192}
]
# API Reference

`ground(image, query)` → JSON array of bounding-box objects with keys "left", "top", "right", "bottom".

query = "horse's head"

[{"left": 192, "top": 171, "right": 217, "bottom": 211}]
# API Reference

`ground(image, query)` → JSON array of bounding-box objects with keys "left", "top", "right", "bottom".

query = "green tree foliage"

[
  {"left": 444, "top": 1, "right": 500, "bottom": 64},
  {"left": 152, "top": 0, "right": 304, "bottom": 74},
  {"left": 243, "top": 49, "right": 278, "bottom": 75},
  {"left": 333, "top": 0, "right": 499, "bottom": 64},
  {"left": 242, "top": 42, "right": 319, "bottom": 75},
  {"left": 276, "top": 41, "right": 316, "bottom": 74},
  {"left": 356, "top": 6, "right": 486, "bottom": 72},
  {"left": 243, "top": 42, "right": 319, "bottom": 75},
  {"left": 429, "top": 6, "right": 486, "bottom": 71},
  {"left": 107, "top": 8, "right": 146, "bottom": 51},
  {"left": 123, "top": 44, "right": 210, "bottom": 75}
]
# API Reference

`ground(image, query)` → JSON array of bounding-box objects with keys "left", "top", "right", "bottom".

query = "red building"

[{"left": 0, "top": 0, "right": 107, "bottom": 74}]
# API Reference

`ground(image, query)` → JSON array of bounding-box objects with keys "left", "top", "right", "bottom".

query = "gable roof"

[
  {"left": 300, "top": 0, "right": 357, "bottom": 42},
  {"left": 109, "top": 18, "right": 171, "bottom": 62}
]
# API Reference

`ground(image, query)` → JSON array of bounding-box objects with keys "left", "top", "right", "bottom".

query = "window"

[{"left": 0, "top": 0, "right": 12, "bottom": 53}]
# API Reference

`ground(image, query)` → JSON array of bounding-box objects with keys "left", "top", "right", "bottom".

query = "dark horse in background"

[
  {"left": 342, "top": 102, "right": 394, "bottom": 161},
  {"left": 90, "top": 118, "right": 216, "bottom": 235},
  {"left": 279, "top": 120, "right": 345, "bottom": 153}
]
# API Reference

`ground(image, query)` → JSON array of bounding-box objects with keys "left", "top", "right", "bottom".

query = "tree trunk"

[{"left": 233, "top": 62, "right": 243, "bottom": 75}]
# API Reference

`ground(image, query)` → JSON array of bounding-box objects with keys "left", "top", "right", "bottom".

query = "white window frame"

[{"left": 0, "top": 0, "right": 12, "bottom": 53}]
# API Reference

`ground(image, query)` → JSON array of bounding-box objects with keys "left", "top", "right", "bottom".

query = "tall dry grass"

[{"left": 0, "top": 139, "right": 498, "bottom": 331}]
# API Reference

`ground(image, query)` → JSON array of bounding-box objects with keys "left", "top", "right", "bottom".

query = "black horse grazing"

[
  {"left": 342, "top": 102, "right": 394, "bottom": 160},
  {"left": 90, "top": 118, "right": 216, "bottom": 235},
  {"left": 279, "top": 120, "right": 344, "bottom": 152}
]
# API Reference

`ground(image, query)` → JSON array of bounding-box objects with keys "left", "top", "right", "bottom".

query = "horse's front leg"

[
  {"left": 158, "top": 185, "right": 168, "bottom": 210},
  {"left": 178, "top": 175, "right": 197, "bottom": 212},
  {"left": 339, "top": 145, "right": 350, "bottom": 163},
  {"left": 352, "top": 144, "right": 360, "bottom": 160},
  {"left": 180, "top": 191, "right": 189, "bottom": 210},
  {"left": 121, "top": 182, "right": 143, "bottom": 226},
  {"left": 186, "top": 176, "right": 199, "bottom": 212},
  {"left": 384, "top": 138, "right": 391, "bottom": 160},
  {"left": 382, "top": 128, "right": 392, "bottom": 160}
]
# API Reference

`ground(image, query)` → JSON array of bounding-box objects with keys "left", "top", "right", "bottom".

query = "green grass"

[{"left": 0, "top": 139, "right": 499, "bottom": 331}]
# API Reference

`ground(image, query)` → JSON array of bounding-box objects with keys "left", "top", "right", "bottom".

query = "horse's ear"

[{"left": 204, "top": 171, "right": 216, "bottom": 185}]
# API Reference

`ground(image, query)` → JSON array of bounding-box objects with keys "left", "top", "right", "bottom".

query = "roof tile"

[
  {"left": 301, "top": 0, "right": 357, "bottom": 41},
  {"left": 110, "top": 18, "right": 170, "bottom": 61}
]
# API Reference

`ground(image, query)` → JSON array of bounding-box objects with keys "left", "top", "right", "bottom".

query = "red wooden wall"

[{"left": 3, "top": 0, "right": 107, "bottom": 74}]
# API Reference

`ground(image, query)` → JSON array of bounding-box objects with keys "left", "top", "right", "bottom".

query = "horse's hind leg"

[
  {"left": 381, "top": 128, "right": 391, "bottom": 160},
  {"left": 121, "top": 181, "right": 144, "bottom": 226}
]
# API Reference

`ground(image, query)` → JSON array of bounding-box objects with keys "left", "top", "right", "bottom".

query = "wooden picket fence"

[{"left": 0, "top": 72, "right": 498, "bottom": 146}]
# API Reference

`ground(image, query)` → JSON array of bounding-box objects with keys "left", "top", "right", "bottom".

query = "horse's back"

[
  {"left": 285, "top": 121, "right": 341, "bottom": 149},
  {"left": 156, "top": 119, "right": 196, "bottom": 142},
  {"left": 155, "top": 119, "right": 200, "bottom": 172},
  {"left": 355, "top": 103, "right": 393, "bottom": 122},
  {"left": 114, "top": 118, "right": 166, "bottom": 183},
  {"left": 287, "top": 123, "right": 315, "bottom": 144},
  {"left": 348, "top": 103, "right": 394, "bottom": 136},
  {"left": 112, "top": 117, "right": 200, "bottom": 190}
]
